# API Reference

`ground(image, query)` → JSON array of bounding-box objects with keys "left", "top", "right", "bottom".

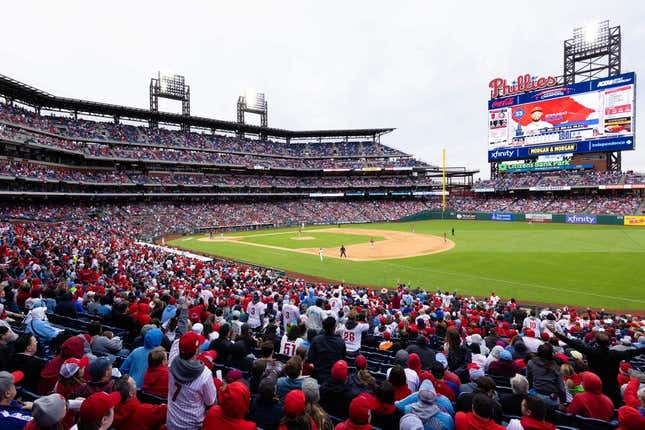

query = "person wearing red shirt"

[
  {"left": 566, "top": 372, "right": 615, "bottom": 421},
  {"left": 505, "top": 395, "right": 555, "bottom": 430},
  {"left": 455, "top": 393, "right": 506, "bottom": 430},
  {"left": 112, "top": 375, "right": 167, "bottom": 430},
  {"left": 141, "top": 347, "right": 169, "bottom": 398},
  {"left": 203, "top": 381, "right": 257, "bottom": 430}
]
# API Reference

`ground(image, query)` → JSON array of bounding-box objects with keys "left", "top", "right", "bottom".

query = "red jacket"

[
  {"left": 203, "top": 381, "right": 257, "bottom": 430},
  {"left": 566, "top": 372, "right": 615, "bottom": 421},
  {"left": 617, "top": 406, "right": 645, "bottom": 430},
  {"left": 38, "top": 337, "right": 85, "bottom": 394},
  {"left": 623, "top": 378, "right": 642, "bottom": 409},
  {"left": 334, "top": 421, "right": 373, "bottom": 430},
  {"left": 142, "top": 365, "right": 169, "bottom": 398},
  {"left": 112, "top": 397, "right": 167, "bottom": 430},
  {"left": 455, "top": 412, "right": 506, "bottom": 430}
]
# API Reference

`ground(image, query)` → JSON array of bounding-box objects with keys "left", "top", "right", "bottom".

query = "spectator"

[
  {"left": 0, "top": 371, "right": 32, "bottom": 430},
  {"left": 455, "top": 376, "right": 502, "bottom": 423},
  {"left": 24, "top": 393, "right": 67, "bottom": 430},
  {"left": 9, "top": 334, "right": 45, "bottom": 394},
  {"left": 445, "top": 328, "right": 471, "bottom": 382},
  {"left": 251, "top": 376, "right": 284, "bottom": 430},
  {"left": 407, "top": 335, "right": 437, "bottom": 370},
  {"left": 387, "top": 365, "right": 412, "bottom": 402},
  {"left": 388, "top": 350, "right": 419, "bottom": 393},
  {"left": 74, "top": 391, "right": 121, "bottom": 430},
  {"left": 428, "top": 362, "right": 457, "bottom": 402},
  {"left": 308, "top": 316, "right": 346, "bottom": 381},
  {"left": 39, "top": 336, "right": 85, "bottom": 395},
  {"left": 120, "top": 328, "right": 163, "bottom": 388},
  {"left": 55, "top": 357, "right": 89, "bottom": 399},
  {"left": 505, "top": 395, "right": 555, "bottom": 430},
  {"left": 255, "top": 340, "right": 284, "bottom": 376},
  {"left": 349, "top": 355, "right": 376, "bottom": 395},
  {"left": 0, "top": 326, "right": 10, "bottom": 369},
  {"left": 203, "top": 381, "right": 257, "bottom": 430},
  {"left": 72, "top": 357, "right": 115, "bottom": 398},
  {"left": 141, "top": 346, "right": 169, "bottom": 398},
  {"left": 112, "top": 374, "right": 167, "bottom": 430},
  {"left": 397, "top": 379, "right": 454, "bottom": 430},
  {"left": 399, "top": 413, "right": 424, "bottom": 430},
  {"left": 24, "top": 306, "right": 62, "bottom": 345},
  {"left": 500, "top": 374, "right": 529, "bottom": 418},
  {"left": 209, "top": 323, "right": 233, "bottom": 364},
  {"left": 88, "top": 321, "right": 123, "bottom": 358},
  {"left": 280, "top": 389, "right": 317, "bottom": 430},
  {"left": 302, "top": 377, "right": 333, "bottom": 430},
  {"left": 368, "top": 381, "right": 403, "bottom": 430},
  {"left": 622, "top": 376, "right": 645, "bottom": 412},
  {"left": 277, "top": 356, "right": 306, "bottom": 400},
  {"left": 334, "top": 395, "right": 373, "bottom": 430},
  {"left": 525, "top": 343, "right": 566, "bottom": 409},
  {"left": 54, "top": 293, "right": 78, "bottom": 318},
  {"left": 566, "top": 371, "right": 615, "bottom": 421},
  {"left": 488, "top": 350, "right": 520, "bottom": 378},
  {"left": 455, "top": 393, "right": 505, "bottom": 430},
  {"left": 320, "top": 360, "right": 355, "bottom": 420},
  {"left": 555, "top": 328, "right": 645, "bottom": 406},
  {"left": 616, "top": 405, "right": 645, "bottom": 430},
  {"left": 167, "top": 331, "right": 217, "bottom": 430}
]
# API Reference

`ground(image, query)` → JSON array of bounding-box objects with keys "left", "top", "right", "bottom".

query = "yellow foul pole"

[{"left": 442, "top": 148, "right": 446, "bottom": 216}]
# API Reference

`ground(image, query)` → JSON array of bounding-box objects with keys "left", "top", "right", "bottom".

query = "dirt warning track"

[{"left": 199, "top": 227, "right": 454, "bottom": 261}]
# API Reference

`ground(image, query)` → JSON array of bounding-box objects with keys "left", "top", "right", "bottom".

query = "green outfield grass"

[
  {"left": 236, "top": 230, "right": 384, "bottom": 249},
  {"left": 169, "top": 220, "right": 645, "bottom": 310}
]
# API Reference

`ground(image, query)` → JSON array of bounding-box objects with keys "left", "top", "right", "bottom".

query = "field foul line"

[
  {"left": 181, "top": 237, "right": 194, "bottom": 241},
  {"left": 381, "top": 262, "right": 645, "bottom": 304}
]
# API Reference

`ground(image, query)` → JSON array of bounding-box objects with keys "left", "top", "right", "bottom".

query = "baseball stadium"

[{"left": 1, "top": 4, "right": 645, "bottom": 430}]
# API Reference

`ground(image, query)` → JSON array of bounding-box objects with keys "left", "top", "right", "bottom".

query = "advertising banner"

[
  {"left": 624, "top": 215, "right": 645, "bottom": 226},
  {"left": 491, "top": 213, "right": 513, "bottom": 221},
  {"left": 488, "top": 72, "right": 636, "bottom": 161},
  {"left": 456, "top": 213, "right": 477, "bottom": 220},
  {"left": 565, "top": 214, "right": 597, "bottom": 224},
  {"left": 526, "top": 213, "right": 553, "bottom": 221}
]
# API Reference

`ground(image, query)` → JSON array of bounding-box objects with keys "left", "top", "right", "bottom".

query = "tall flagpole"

[{"left": 442, "top": 148, "right": 446, "bottom": 218}]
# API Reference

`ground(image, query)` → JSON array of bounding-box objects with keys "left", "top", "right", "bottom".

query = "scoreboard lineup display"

[{"left": 487, "top": 72, "right": 636, "bottom": 161}]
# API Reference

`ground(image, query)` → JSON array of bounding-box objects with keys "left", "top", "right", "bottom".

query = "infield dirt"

[{"left": 199, "top": 227, "right": 454, "bottom": 261}]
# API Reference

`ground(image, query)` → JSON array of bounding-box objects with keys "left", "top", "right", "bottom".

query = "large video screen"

[{"left": 488, "top": 72, "right": 635, "bottom": 162}]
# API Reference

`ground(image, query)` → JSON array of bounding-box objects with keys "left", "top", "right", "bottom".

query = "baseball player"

[
  {"left": 319, "top": 247, "right": 324, "bottom": 262},
  {"left": 340, "top": 244, "right": 347, "bottom": 258}
]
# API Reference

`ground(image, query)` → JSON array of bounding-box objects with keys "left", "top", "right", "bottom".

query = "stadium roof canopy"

[{"left": 0, "top": 73, "right": 394, "bottom": 142}]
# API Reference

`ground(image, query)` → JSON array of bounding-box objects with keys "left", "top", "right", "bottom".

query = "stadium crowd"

[
  {"left": 0, "top": 210, "right": 644, "bottom": 430},
  {"left": 474, "top": 171, "right": 645, "bottom": 191},
  {"left": 0, "top": 103, "right": 428, "bottom": 170}
]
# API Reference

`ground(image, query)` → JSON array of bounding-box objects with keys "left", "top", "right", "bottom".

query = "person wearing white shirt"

[
  {"left": 282, "top": 301, "right": 300, "bottom": 331},
  {"left": 246, "top": 294, "right": 266, "bottom": 330},
  {"left": 305, "top": 299, "right": 326, "bottom": 332},
  {"left": 339, "top": 315, "right": 370, "bottom": 354},
  {"left": 522, "top": 311, "right": 542, "bottom": 337}
]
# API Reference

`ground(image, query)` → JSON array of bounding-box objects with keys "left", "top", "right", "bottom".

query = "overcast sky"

[{"left": 3, "top": 0, "right": 645, "bottom": 177}]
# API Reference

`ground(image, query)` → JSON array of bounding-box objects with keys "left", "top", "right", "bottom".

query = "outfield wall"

[{"left": 399, "top": 210, "right": 636, "bottom": 226}]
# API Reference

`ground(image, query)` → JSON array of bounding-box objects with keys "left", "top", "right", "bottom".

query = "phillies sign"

[{"left": 489, "top": 74, "right": 558, "bottom": 98}]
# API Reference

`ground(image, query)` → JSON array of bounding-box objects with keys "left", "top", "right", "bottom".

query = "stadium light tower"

[
  {"left": 149, "top": 71, "right": 191, "bottom": 131},
  {"left": 563, "top": 20, "right": 622, "bottom": 171},
  {"left": 237, "top": 89, "right": 268, "bottom": 140},
  {"left": 564, "top": 20, "right": 620, "bottom": 84}
]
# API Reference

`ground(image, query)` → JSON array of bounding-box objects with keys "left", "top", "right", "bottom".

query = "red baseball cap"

[
  {"left": 179, "top": 332, "right": 201, "bottom": 356},
  {"left": 283, "top": 390, "right": 306, "bottom": 417},
  {"left": 79, "top": 391, "right": 120, "bottom": 423}
]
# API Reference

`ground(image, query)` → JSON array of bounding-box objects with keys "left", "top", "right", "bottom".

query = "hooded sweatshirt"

[
  {"left": 455, "top": 411, "right": 506, "bottom": 430},
  {"left": 617, "top": 406, "right": 645, "bottom": 430},
  {"left": 203, "top": 381, "right": 257, "bottom": 430},
  {"left": 566, "top": 372, "right": 615, "bottom": 421},
  {"left": 112, "top": 397, "right": 167, "bottom": 430},
  {"left": 120, "top": 328, "right": 163, "bottom": 387},
  {"left": 38, "top": 336, "right": 84, "bottom": 394},
  {"left": 401, "top": 380, "right": 454, "bottom": 430}
]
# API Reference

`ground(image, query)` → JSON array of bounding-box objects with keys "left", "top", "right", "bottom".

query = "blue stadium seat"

[{"left": 573, "top": 415, "right": 618, "bottom": 430}]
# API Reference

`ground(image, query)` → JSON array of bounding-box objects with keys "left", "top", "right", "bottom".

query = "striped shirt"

[{"left": 167, "top": 340, "right": 217, "bottom": 430}]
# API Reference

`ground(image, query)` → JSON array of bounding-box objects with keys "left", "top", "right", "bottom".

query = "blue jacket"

[
  {"left": 276, "top": 376, "right": 304, "bottom": 400},
  {"left": 0, "top": 401, "right": 32, "bottom": 430},
  {"left": 121, "top": 328, "right": 163, "bottom": 387},
  {"left": 396, "top": 381, "right": 454, "bottom": 430},
  {"left": 26, "top": 319, "right": 61, "bottom": 343},
  {"left": 162, "top": 304, "right": 177, "bottom": 323}
]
